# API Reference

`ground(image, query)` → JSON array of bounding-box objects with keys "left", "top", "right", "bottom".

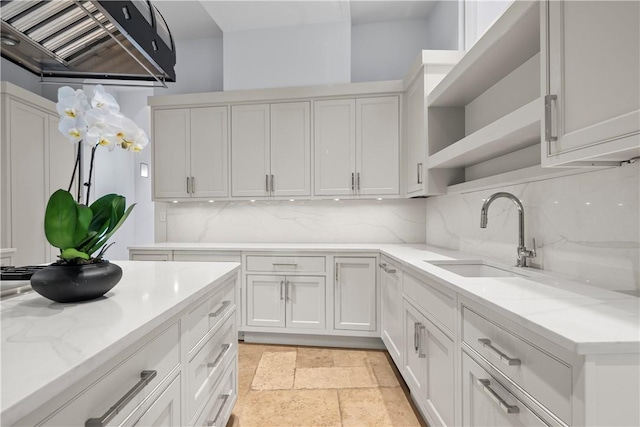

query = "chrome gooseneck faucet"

[{"left": 480, "top": 192, "right": 536, "bottom": 267}]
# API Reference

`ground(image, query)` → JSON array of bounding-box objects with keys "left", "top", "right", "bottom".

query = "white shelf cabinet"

[
  {"left": 542, "top": 0, "right": 640, "bottom": 166},
  {"left": 314, "top": 97, "right": 399, "bottom": 197},
  {"left": 231, "top": 102, "right": 311, "bottom": 198},
  {"left": 1, "top": 82, "right": 76, "bottom": 266},
  {"left": 334, "top": 257, "right": 377, "bottom": 331},
  {"left": 246, "top": 274, "right": 325, "bottom": 330},
  {"left": 153, "top": 107, "right": 228, "bottom": 200}
]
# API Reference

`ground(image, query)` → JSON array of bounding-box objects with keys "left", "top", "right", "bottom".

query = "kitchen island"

[{"left": 1, "top": 260, "right": 240, "bottom": 427}]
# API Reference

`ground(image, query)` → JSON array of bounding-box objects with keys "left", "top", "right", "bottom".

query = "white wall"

[
  {"left": 223, "top": 22, "right": 351, "bottom": 91},
  {"left": 154, "top": 36, "right": 224, "bottom": 96},
  {"left": 463, "top": 0, "right": 512, "bottom": 49},
  {"left": 162, "top": 199, "right": 426, "bottom": 244},
  {"left": 425, "top": 0, "right": 460, "bottom": 50},
  {"left": 1, "top": 57, "right": 42, "bottom": 95},
  {"left": 351, "top": 19, "right": 430, "bottom": 83},
  {"left": 425, "top": 164, "right": 640, "bottom": 294}
]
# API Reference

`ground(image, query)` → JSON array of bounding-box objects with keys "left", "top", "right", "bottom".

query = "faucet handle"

[{"left": 531, "top": 238, "right": 537, "bottom": 257}]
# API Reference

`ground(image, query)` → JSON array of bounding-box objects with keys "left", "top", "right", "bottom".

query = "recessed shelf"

[
  {"left": 428, "top": 98, "right": 542, "bottom": 169},
  {"left": 427, "top": 1, "right": 540, "bottom": 107}
]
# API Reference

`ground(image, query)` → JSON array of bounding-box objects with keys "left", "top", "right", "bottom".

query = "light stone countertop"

[
  {"left": 130, "top": 242, "right": 640, "bottom": 355},
  {"left": 0, "top": 260, "right": 241, "bottom": 426}
]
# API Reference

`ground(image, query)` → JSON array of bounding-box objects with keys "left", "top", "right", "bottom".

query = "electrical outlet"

[{"left": 159, "top": 211, "right": 166, "bottom": 222}]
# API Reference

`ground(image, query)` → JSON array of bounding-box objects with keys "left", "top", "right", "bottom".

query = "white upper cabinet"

[
  {"left": 406, "top": 73, "right": 426, "bottom": 196},
  {"left": 542, "top": 0, "right": 640, "bottom": 166},
  {"left": 232, "top": 102, "right": 310, "bottom": 198},
  {"left": 153, "top": 107, "right": 228, "bottom": 200},
  {"left": 314, "top": 97, "right": 399, "bottom": 197}
]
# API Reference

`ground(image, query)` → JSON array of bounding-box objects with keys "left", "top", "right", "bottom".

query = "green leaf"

[
  {"left": 60, "top": 248, "right": 90, "bottom": 261},
  {"left": 86, "top": 203, "right": 136, "bottom": 256},
  {"left": 109, "top": 196, "right": 126, "bottom": 233},
  {"left": 44, "top": 190, "right": 78, "bottom": 249},
  {"left": 74, "top": 203, "right": 93, "bottom": 246},
  {"left": 88, "top": 194, "right": 119, "bottom": 234}
]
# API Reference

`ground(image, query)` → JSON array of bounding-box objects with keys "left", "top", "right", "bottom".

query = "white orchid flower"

[
  {"left": 85, "top": 109, "right": 118, "bottom": 151},
  {"left": 56, "top": 87, "right": 89, "bottom": 122},
  {"left": 58, "top": 116, "right": 87, "bottom": 144},
  {"left": 91, "top": 85, "right": 120, "bottom": 113},
  {"left": 130, "top": 128, "right": 150, "bottom": 152},
  {"left": 106, "top": 113, "right": 140, "bottom": 150}
]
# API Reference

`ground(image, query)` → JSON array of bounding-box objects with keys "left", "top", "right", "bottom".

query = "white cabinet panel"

[
  {"left": 381, "top": 261, "right": 403, "bottom": 366},
  {"left": 424, "top": 318, "right": 455, "bottom": 427},
  {"left": 133, "top": 375, "right": 181, "bottom": 427},
  {"left": 356, "top": 97, "right": 399, "bottom": 195},
  {"left": 190, "top": 107, "right": 229, "bottom": 198},
  {"left": 543, "top": 0, "right": 640, "bottom": 165},
  {"left": 270, "top": 102, "right": 311, "bottom": 197},
  {"left": 403, "top": 300, "right": 425, "bottom": 399},
  {"left": 246, "top": 275, "right": 285, "bottom": 327},
  {"left": 406, "top": 73, "right": 426, "bottom": 195},
  {"left": 334, "top": 257, "right": 377, "bottom": 331},
  {"left": 153, "top": 109, "right": 190, "bottom": 199},
  {"left": 231, "top": 104, "right": 270, "bottom": 197},
  {"left": 285, "top": 276, "right": 326, "bottom": 330},
  {"left": 314, "top": 99, "right": 356, "bottom": 196}
]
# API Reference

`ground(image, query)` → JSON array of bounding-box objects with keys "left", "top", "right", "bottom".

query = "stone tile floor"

[{"left": 228, "top": 342, "right": 426, "bottom": 427}]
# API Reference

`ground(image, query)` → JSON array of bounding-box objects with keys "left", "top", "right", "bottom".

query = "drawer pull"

[
  {"left": 477, "top": 379, "right": 520, "bottom": 414},
  {"left": 478, "top": 338, "right": 521, "bottom": 366},
  {"left": 207, "top": 343, "right": 231, "bottom": 369},
  {"left": 85, "top": 370, "right": 157, "bottom": 427},
  {"left": 418, "top": 324, "right": 426, "bottom": 359},
  {"left": 207, "top": 394, "right": 230, "bottom": 427},
  {"left": 378, "top": 262, "right": 387, "bottom": 271},
  {"left": 209, "top": 300, "right": 231, "bottom": 318},
  {"left": 413, "top": 322, "right": 420, "bottom": 352},
  {"left": 272, "top": 263, "right": 297, "bottom": 267}
]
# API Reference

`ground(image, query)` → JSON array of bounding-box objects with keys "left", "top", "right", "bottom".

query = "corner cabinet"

[
  {"left": 314, "top": 97, "right": 399, "bottom": 197},
  {"left": 153, "top": 106, "right": 229, "bottom": 200},
  {"left": 542, "top": 0, "right": 640, "bottom": 166},
  {"left": 231, "top": 102, "right": 311, "bottom": 198}
]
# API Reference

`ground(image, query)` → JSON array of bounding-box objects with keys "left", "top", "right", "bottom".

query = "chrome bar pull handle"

[
  {"left": 280, "top": 280, "right": 284, "bottom": 300},
  {"left": 207, "top": 394, "right": 230, "bottom": 427},
  {"left": 286, "top": 281, "right": 290, "bottom": 301},
  {"left": 191, "top": 176, "right": 195, "bottom": 193},
  {"left": 544, "top": 94, "right": 558, "bottom": 142},
  {"left": 378, "top": 262, "right": 388, "bottom": 272},
  {"left": 351, "top": 172, "right": 355, "bottom": 191},
  {"left": 413, "top": 322, "right": 420, "bottom": 352},
  {"left": 272, "top": 263, "right": 298, "bottom": 267},
  {"left": 417, "top": 163, "right": 423, "bottom": 184},
  {"left": 478, "top": 338, "right": 521, "bottom": 366},
  {"left": 266, "top": 174, "right": 269, "bottom": 192},
  {"left": 186, "top": 176, "right": 191, "bottom": 194},
  {"left": 477, "top": 379, "right": 520, "bottom": 414},
  {"left": 85, "top": 370, "right": 157, "bottom": 427},
  {"left": 209, "top": 300, "right": 230, "bottom": 318},
  {"left": 418, "top": 325, "right": 426, "bottom": 358},
  {"left": 386, "top": 267, "right": 396, "bottom": 274},
  {"left": 270, "top": 174, "right": 274, "bottom": 192},
  {"left": 207, "top": 343, "right": 231, "bottom": 369},
  {"left": 356, "top": 172, "right": 360, "bottom": 190}
]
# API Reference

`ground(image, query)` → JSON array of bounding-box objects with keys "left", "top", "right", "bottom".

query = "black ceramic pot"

[{"left": 30, "top": 260, "right": 123, "bottom": 303}]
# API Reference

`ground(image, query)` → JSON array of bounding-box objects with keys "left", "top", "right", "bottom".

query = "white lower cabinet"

[
  {"left": 334, "top": 257, "right": 377, "bottom": 331},
  {"left": 246, "top": 274, "right": 325, "bottom": 330},
  {"left": 462, "top": 352, "right": 548, "bottom": 427},
  {"left": 133, "top": 374, "right": 182, "bottom": 426},
  {"left": 403, "top": 299, "right": 455, "bottom": 427},
  {"left": 380, "top": 259, "right": 403, "bottom": 367}
]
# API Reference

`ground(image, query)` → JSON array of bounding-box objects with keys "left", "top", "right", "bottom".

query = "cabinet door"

[
  {"left": 403, "top": 300, "right": 426, "bottom": 402},
  {"left": 190, "top": 106, "right": 228, "bottom": 198},
  {"left": 406, "top": 74, "right": 426, "bottom": 196},
  {"left": 462, "top": 353, "right": 548, "bottom": 426},
  {"left": 9, "top": 100, "right": 49, "bottom": 266},
  {"left": 246, "top": 275, "right": 285, "bottom": 328},
  {"left": 153, "top": 109, "right": 190, "bottom": 199},
  {"left": 381, "top": 264, "right": 403, "bottom": 367},
  {"left": 356, "top": 97, "right": 399, "bottom": 195},
  {"left": 334, "top": 257, "right": 376, "bottom": 331},
  {"left": 270, "top": 102, "right": 311, "bottom": 197},
  {"left": 314, "top": 99, "right": 356, "bottom": 196},
  {"left": 132, "top": 375, "right": 181, "bottom": 426},
  {"left": 423, "top": 319, "right": 455, "bottom": 427},
  {"left": 231, "top": 104, "right": 270, "bottom": 197},
  {"left": 285, "top": 276, "right": 325, "bottom": 329},
  {"left": 543, "top": 0, "right": 640, "bottom": 165}
]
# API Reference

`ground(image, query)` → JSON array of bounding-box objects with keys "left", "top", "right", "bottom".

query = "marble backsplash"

[
  {"left": 425, "top": 163, "right": 640, "bottom": 293},
  {"left": 164, "top": 198, "right": 427, "bottom": 244}
]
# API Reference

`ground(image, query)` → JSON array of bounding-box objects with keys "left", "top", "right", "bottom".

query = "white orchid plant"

[{"left": 45, "top": 85, "right": 149, "bottom": 264}]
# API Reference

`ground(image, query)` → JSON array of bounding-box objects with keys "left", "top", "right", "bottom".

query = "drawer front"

[
  {"left": 41, "top": 322, "right": 180, "bottom": 427},
  {"left": 129, "top": 251, "right": 172, "bottom": 261},
  {"left": 194, "top": 356, "right": 237, "bottom": 427},
  {"left": 173, "top": 251, "right": 241, "bottom": 263},
  {"left": 245, "top": 255, "right": 325, "bottom": 274},
  {"left": 462, "top": 307, "right": 571, "bottom": 424},
  {"left": 403, "top": 272, "right": 455, "bottom": 334},
  {"left": 186, "top": 277, "right": 236, "bottom": 352},
  {"left": 131, "top": 374, "right": 181, "bottom": 426},
  {"left": 462, "top": 352, "right": 549, "bottom": 427},
  {"left": 187, "top": 314, "right": 236, "bottom": 422}
]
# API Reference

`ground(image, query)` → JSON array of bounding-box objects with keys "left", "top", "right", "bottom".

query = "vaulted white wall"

[{"left": 223, "top": 22, "right": 351, "bottom": 91}]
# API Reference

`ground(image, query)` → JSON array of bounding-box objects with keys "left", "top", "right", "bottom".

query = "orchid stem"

[
  {"left": 68, "top": 142, "right": 81, "bottom": 197},
  {"left": 84, "top": 144, "right": 98, "bottom": 204}
]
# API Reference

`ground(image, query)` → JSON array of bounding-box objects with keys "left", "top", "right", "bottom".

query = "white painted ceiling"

[{"left": 154, "top": 0, "right": 439, "bottom": 40}]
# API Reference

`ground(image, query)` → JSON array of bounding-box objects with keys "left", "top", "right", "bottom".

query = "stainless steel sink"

[{"left": 424, "top": 260, "right": 528, "bottom": 278}]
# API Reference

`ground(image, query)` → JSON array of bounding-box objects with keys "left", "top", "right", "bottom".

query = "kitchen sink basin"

[{"left": 424, "top": 260, "right": 527, "bottom": 278}]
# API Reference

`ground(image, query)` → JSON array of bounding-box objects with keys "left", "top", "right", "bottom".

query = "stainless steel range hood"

[{"left": 0, "top": 0, "right": 176, "bottom": 85}]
